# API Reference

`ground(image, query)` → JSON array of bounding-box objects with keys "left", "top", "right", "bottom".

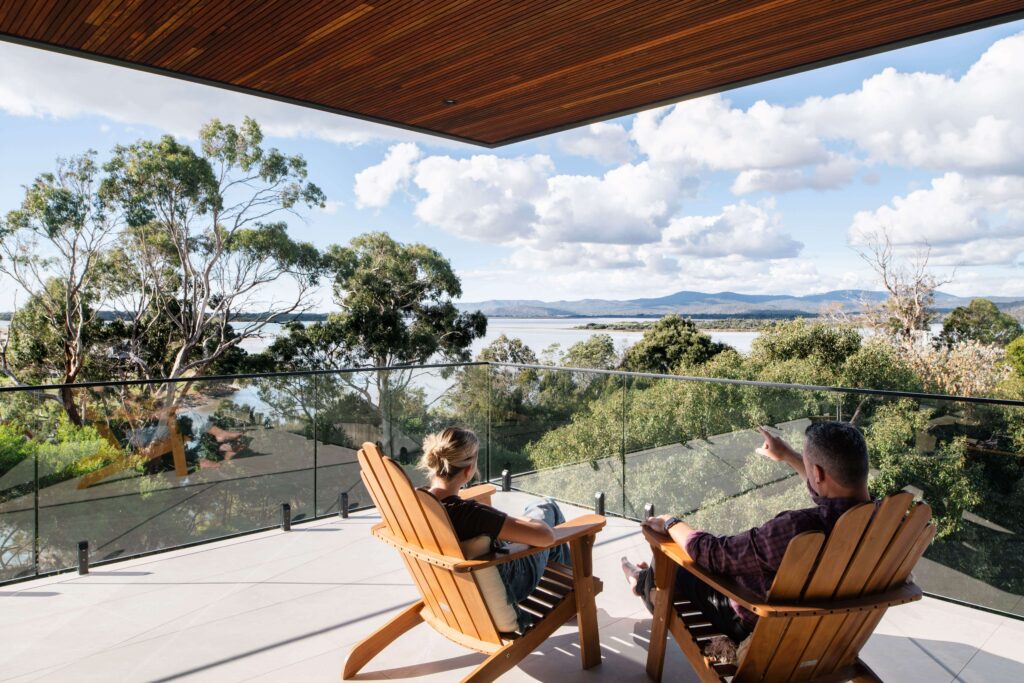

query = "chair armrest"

[
  {"left": 458, "top": 484, "right": 496, "bottom": 505},
  {"left": 454, "top": 514, "right": 606, "bottom": 573},
  {"left": 371, "top": 524, "right": 461, "bottom": 571},
  {"left": 754, "top": 583, "right": 923, "bottom": 617},
  {"left": 643, "top": 526, "right": 765, "bottom": 609},
  {"left": 642, "top": 526, "right": 924, "bottom": 617}
]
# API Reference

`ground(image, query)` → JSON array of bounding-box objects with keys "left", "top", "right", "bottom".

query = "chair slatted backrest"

[
  {"left": 357, "top": 443, "right": 503, "bottom": 647},
  {"left": 734, "top": 493, "right": 934, "bottom": 683}
]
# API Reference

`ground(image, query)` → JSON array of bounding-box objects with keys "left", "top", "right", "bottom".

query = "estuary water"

[{"left": 235, "top": 317, "right": 760, "bottom": 356}]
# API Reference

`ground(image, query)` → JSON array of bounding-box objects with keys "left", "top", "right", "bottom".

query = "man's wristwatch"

[{"left": 663, "top": 516, "right": 682, "bottom": 532}]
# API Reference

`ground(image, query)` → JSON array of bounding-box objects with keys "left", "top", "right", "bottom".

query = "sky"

[{"left": 2, "top": 19, "right": 1024, "bottom": 311}]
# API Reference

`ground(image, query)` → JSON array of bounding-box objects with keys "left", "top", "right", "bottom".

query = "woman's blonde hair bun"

[{"left": 420, "top": 427, "right": 479, "bottom": 479}]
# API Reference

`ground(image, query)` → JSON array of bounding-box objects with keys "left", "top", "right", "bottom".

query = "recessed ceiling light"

[{"left": 443, "top": 98, "right": 457, "bottom": 105}]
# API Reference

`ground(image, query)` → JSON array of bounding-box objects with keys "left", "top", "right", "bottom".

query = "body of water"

[
  {"left": 235, "top": 318, "right": 759, "bottom": 357},
  {"left": 470, "top": 317, "right": 758, "bottom": 356}
]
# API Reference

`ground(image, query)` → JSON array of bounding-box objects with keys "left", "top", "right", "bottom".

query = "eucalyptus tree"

[
  {"left": 0, "top": 153, "right": 116, "bottom": 422},
  {"left": 937, "top": 298, "right": 1022, "bottom": 348},
  {"left": 260, "top": 232, "right": 487, "bottom": 448},
  {"left": 621, "top": 315, "right": 729, "bottom": 374},
  {"left": 99, "top": 117, "right": 325, "bottom": 388}
]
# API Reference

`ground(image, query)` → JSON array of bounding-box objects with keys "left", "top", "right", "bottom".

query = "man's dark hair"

[{"left": 803, "top": 420, "right": 869, "bottom": 487}]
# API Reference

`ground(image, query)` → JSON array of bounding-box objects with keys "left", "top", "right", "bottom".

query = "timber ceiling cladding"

[{"left": 1, "top": 1, "right": 1024, "bottom": 146}]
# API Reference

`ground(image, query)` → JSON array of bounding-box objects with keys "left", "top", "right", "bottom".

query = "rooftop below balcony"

[{"left": 2, "top": 491, "right": 1022, "bottom": 683}]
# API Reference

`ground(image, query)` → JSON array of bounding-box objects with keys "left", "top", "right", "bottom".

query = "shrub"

[
  {"left": 1007, "top": 335, "right": 1024, "bottom": 380},
  {"left": 0, "top": 424, "right": 36, "bottom": 479},
  {"left": 866, "top": 400, "right": 983, "bottom": 537}
]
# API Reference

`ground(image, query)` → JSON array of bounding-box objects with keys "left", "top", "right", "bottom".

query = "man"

[{"left": 622, "top": 420, "right": 873, "bottom": 643}]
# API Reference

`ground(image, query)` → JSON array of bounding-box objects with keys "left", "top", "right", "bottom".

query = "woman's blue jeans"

[{"left": 496, "top": 497, "right": 570, "bottom": 631}]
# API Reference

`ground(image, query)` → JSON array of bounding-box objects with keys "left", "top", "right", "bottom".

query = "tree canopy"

[
  {"left": 937, "top": 298, "right": 1022, "bottom": 348},
  {"left": 322, "top": 232, "right": 487, "bottom": 368},
  {"left": 621, "top": 315, "right": 728, "bottom": 373},
  {"left": 1008, "top": 335, "right": 1024, "bottom": 380},
  {"left": 99, "top": 117, "right": 325, "bottom": 382}
]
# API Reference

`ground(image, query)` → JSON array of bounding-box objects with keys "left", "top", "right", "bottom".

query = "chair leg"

[
  {"left": 569, "top": 534, "right": 602, "bottom": 670},
  {"left": 462, "top": 597, "right": 575, "bottom": 683},
  {"left": 342, "top": 601, "right": 424, "bottom": 679},
  {"left": 850, "top": 658, "right": 883, "bottom": 683},
  {"left": 645, "top": 548, "right": 677, "bottom": 683}
]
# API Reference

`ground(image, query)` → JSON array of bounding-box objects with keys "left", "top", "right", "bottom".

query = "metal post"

[
  {"left": 339, "top": 492, "right": 349, "bottom": 519},
  {"left": 643, "top": 503, "right": 655, "bottom": 519},
  {"left": 77, "top": 541, "right": 89, "bottom": 575},
  {"left": 281, "top": 503, "right": 292, "bottom": 531},
  {"left": 501, "top": 469, "right": 511, "bottom": 492},
  {"left": 33, "top": 449, "right": 39, "bottom": 578},
  {"left": 595, "top": 491, "right": 606, "bottom": 516},
  {"left": 485, "top": 366, "right": 492, "bottom": 483}
]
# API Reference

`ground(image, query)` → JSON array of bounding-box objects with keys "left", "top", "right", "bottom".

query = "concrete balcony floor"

[{"left": 2, "top": 492, "right": 1022, "bottom": 683}]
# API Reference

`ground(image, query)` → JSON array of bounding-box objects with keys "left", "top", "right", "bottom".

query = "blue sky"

[{"left": 2, "top": 19, "right": 1024, "bottom": 311}]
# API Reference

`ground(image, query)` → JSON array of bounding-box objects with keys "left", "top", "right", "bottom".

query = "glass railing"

[
  {"left": 492, "top": 363, "right": 1024, "bottom": 619},
  {"left": 1, "top": 361, "right": 1022, "bottom": 621},
  {"left": 0, "top": 363, "right": 485, "bottom": 582}
]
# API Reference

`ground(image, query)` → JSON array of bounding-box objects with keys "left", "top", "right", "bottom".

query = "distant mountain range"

[
  {"left": 456, "top": 290, "right": 1024, "bottom": 318},
  {"left": 3, "top": 291, "right": 1020, "bottom": 323}
]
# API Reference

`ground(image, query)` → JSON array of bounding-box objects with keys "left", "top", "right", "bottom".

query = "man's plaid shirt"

[{"left": 685, "top": 482, "right": 869, "bottom": 631}]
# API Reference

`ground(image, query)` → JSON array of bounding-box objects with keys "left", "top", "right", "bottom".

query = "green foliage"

[
  {"left": 751, "top": 320, "right": 861, "bottom": 376},
  {"left": 689, "top": 479, "right": 809, "bottom": 536},
  {"left": 0, "top": 424, "right": 35, "bottom": 479},
  {"left": 478, "top": 334, "right": 537, "bottom": 364},
  {"left": 562, "top": 334, "right": 619, "bottom": 370},
  {"left": 1, "top": 153, "right": 113, "bottom": 404},
  {"left": 322, "top": 232, "right": 487, "bottom": 367},
  {"left": 4, "top": 281, "right": 104, "bottom": 384},
  {"left": 1007, "top": 335, "right": 1024, "bottom": 379},
  {"left": 36, "top": 416, "right": 131, "bottom": 481},
  {"left": 99, "top": 117, "right": 325, "bottom": 380},
  {"left": 192, "top": 432, "right": 224, "bottom": 463},
  {"left": 621, "top": 315, "right": 729, "bottom": 373},
  {"left": 840, "top": 338, "right": 921, "bottom": 393},
  {"left": 938, "top": 298, "right": 1022, "bottom": 348},
  {"left": 866, "top": 400, "right": 983, "bottom": 537}
]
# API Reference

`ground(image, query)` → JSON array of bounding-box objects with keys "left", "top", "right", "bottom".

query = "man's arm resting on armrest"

[
  {"left": 646, "top": 514, "right": 767, "bottom": 577},
  {"left": 646, "top": 514, "right": 697, "bottom": 548}
]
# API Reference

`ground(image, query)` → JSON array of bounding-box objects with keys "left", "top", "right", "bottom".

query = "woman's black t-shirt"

[{"left": 441, "top": 496, "right": 507, "bottom": 541}]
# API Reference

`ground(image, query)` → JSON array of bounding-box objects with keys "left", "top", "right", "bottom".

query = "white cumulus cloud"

[
  {"left": 632, "top": 96, "right": 829, "bottom": 172},
  {"left": 849, "top": 172, "right": 1024, "bottom": 266},
  {"left": 413, "top": 154, "right": 552, "bottom": 242},
  {"left": 731, "top": 154, "right": 860, "bottom": 194},
  {"left": 661, "top": 201, "right": 802, "bottom": 259},
  {"left": 557, "top": 122, "right": 634, "bottom": 164},
  {"left": 799, "top": 33, "right": 1024, "bottom": 174},
  {"left": 353, "top": 143, "right": 422, "bottom": 209}
]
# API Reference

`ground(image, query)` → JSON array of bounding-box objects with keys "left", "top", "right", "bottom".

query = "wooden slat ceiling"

[{"left": 2, "top": 1, "right": 1023, "bottom": 147}]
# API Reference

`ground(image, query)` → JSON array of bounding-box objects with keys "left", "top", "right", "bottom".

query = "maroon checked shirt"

[{"left": 684, "top": 482, "right": 869, "bottom": 631}]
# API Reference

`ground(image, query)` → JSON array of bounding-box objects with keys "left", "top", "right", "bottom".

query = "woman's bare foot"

[{"left": 621, "top": 557, "right": 649, "bottom": 595}]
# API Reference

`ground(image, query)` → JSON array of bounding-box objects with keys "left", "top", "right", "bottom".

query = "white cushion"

[{"left": 459, "top": 535, "right": 518, "bottom": 633}]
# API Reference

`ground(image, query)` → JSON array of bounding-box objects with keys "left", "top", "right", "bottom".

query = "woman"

[{"left": 419, "top": 426, "right": 569, "bottom": 629}]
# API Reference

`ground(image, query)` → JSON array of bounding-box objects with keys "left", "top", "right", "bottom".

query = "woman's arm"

[{"left": 498, "top": 515, "right": 556, "bottom": 547}]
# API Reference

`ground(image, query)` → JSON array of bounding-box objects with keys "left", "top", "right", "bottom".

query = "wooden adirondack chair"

[
  {"left": 644, "top": 492, "right": 935, "bottom": 683},
  {"left": 344, "top": 442, "right": 607, "bottom": 683}
]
